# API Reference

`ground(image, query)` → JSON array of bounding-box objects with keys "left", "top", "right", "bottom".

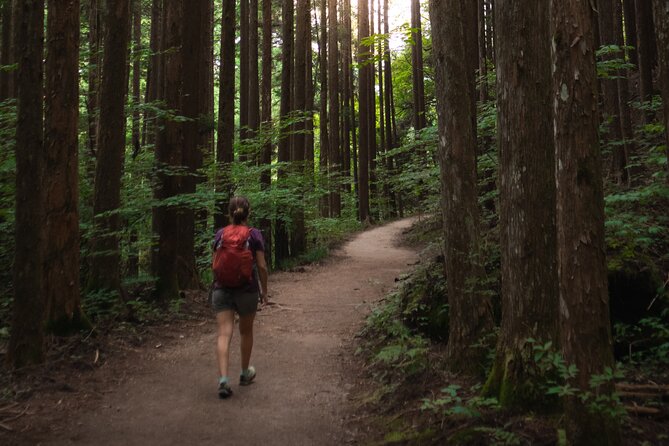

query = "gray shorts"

[{"left": 211, "top": 288, "right": 259, "bottom": 316}]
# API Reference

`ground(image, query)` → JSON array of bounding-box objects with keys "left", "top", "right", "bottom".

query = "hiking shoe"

[
  {"left": 239, "top": 366, "right": 256, "bottom": 386},
  {"left": 218, "top": 382, "right": 233, "bottom": 399}
]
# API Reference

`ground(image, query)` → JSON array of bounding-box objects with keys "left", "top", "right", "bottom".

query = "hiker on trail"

[{"left": 211, "top": 196, "right": 269, "bottom": 399}]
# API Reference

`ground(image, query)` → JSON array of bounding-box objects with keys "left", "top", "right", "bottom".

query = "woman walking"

[{"left": 211, "top": 196, "right": 269, "bottom": 399}]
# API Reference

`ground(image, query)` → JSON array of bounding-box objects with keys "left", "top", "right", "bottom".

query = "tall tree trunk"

[
  {"left": 131, "top": 0, "right": 141, "bottom": 158},
  {"left": 551, "top": 1, "right": 620, "bottom": 443},
  {"left": 0, "top": 0, "right": 14, "bottom": 99},
  {"left": 240, "top": 0, "right": 250, "bottom": 160},
  {"left": 340, "top": 0, "right": 351, "bottom": 190},
  {"left": 177, "top": 0, "right": 203, "bottom": 289},
  {"left": 484, "top": 0, "right": 558, "bottom": 409},
  {"left": 143, "top": 0, "right": 162, "bottom": 147},
  {"left": 249, "top": 0, "right": 260, "bottom": 148},
  {"left": 614, "top": 0, "right": 634, "bottom": 186},
  {"left": 622, "top": 0, "right": 638, "bottom": 66},
  {"left": 86, "top": 0, "right": 100, "bottom": 158},
  {"left": 383, "top": 0, "right": 397, "bottom": 215},
  {"left": 368, "top": 0, "right": 377, "bottom": 206},
  {"left": 215, "top": 0, "right": 235, "bottom": 229},
  {"left": 654, "top": 0, "right": 669, "bottom": 177},
  {"left": 411, "top": 0, "right": 426, "bottom": 131},
  {"left": 88, "top": 0, "right": 131, "bottom": 294},
  {"left": 291, "top": 0, "right": 309, "bottom": 256},
  {"left": 276, "top": 0, "right": 293, "bottom": 263},
  {"left": 598, "top": 0, "right": 626, "bottom": 185},
  {"left": 153, "top": 0, "right": 182, "bottom": 302},
  {"left": 8, "top": 0, "right": 45, "bottom": 368},
  {"left": 318, "top": 0, "right": 330, "bottom": 217},
  {"left": 43, "top": 0, "right": 85, "bottom": 334},
  {"left": 328, "top": 0, "right": 341, "bottom": 216},
  {"left": 477, "top": 0, "right": 488, "bottom": 101},
  {"left": 260, "top": 0, "right": 273, "bottom": 263},
  {"left": 357, "top": 0, "right": 370, "bottom": 221},
  {"left": 429, "top": 0, "right": 493, "bottom": 374},
  {"left": 377, "top": 0, "right": 388, "bottom": 216},
  {"left": 305, "top": 5, "right": 315, "bottom": 187},
  {"left": 635, "top": 0, "right": 656, "bottom": 122}
]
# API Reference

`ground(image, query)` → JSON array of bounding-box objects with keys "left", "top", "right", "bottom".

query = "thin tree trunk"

[
  {"left": 411, "top": 0, "right": 426, "bottom": 130},
  {"left": 383, "top": 0, "right": 398, "bottom": 216},
  {"left": 653, "top": 0, "right": 669, "bottom": 177},
  {"left": 623, "top": 0, "right": 638, "bottom": 66},
  {"left": 551, "top": 0, "right": 620, "bottom": 442},
  {"left": 429, "top": 0, "right": 493, "bottom": 374},
  {"left": 484, "top": 0, "right": 558, "bottom": 410},
  {"left": 305, "top": 5, "right": 315, "bottom": 188},
  {"left": 368, "top": 0, "right": 377, "bottom": 206},
  {"left": 88, "top": 0, "right": 131, "bottom": 294},
  {"left": 260, "top": 0, "right": 273, "bottom": 264},
  {"left": 131, "top": 0, "right": 141, "bottom": 158},
  {"left": 635, "top": 0, "right": 656, "bottom": 122},
  {"left": 143, "top": 0, "right": 161, "bottom": 147},
  {"left": 86, "top": 0, "right": 100, "bottom": 157},
  {"left": 357, "top": 0, "right": 370, "bottom": 222},
  {"left": 614, "top": 0, "right": 633, "bottom": 186},
  {"left": 0, "top": 0, "right": 15, "bottom": 99},
  {"left": 240, "top": 0, "right": 250, "bottom": 159},
  {"left": 8, "top": 0, "right": 45, "bottom": 368},
  {"left": 328, "top": 0, "right": 341, "bottom": 216},
  {"left": 276, "top": 0, "right": 293, "bottom": 263},
  {"left": 291, "top": 0, "right": 309, "bottom": 256},
  {"left": 598, "top": 0, "right": 626, "bottom": 185},
  {"left": 249, "top": 0, "right": 260, "bottom": 150},
  {"left": 340, "top": 0, "right": 350, "bottom": 190},
  {"left": 318, "top": 0, "right": 330, "bottom": 217},
  {"left": 477, "top": 0, "right": 488, "bottom": 101},
  {"left": 215, "top": 0, "right": 235, "bottom": 229}
]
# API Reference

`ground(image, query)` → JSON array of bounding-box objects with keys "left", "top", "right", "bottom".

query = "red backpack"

[{"left": 212, "top": 226, "right": 254, "bottom": 288}]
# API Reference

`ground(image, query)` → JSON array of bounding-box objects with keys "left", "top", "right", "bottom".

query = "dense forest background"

[{"left": 1, "top": 0, "right": 668, "bottom": 443}]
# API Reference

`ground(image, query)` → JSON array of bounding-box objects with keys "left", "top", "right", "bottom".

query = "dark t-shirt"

[{"left": 213, "top": 226, "right": 265, "bottom": 292}]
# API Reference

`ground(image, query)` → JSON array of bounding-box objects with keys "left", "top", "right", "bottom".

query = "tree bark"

[
  {"left": 215, "top": 0, "right": 235, "bottom": 229},
  {"left": 550, "top": 0, "right": 620, "bottom": 443},
  {"left": 88, "top": 0, "right": 130, "bottom": 294},
  {"left": 357, "top": 0, "right": 371, "bottom": 222},
  {"left": 43, "top": 0, "right": 85, "bottom": 334},
  {"left": 613, "top": 0, "right": 634, "bottom": 186},
  {"left": 653, "top": 0, "right": 669, "bottom": 177},
  {"left": 429, "top": 0, "right": 493, "bottom": 375},
  {"left": 8, "top": 0, "right": 45, "bottom": 368},
  {"left": 484, "top": 0, "right": 558, "bottom": 410},
  {"left": 153, "top": 0, "right": 182, "bottom": 302}
]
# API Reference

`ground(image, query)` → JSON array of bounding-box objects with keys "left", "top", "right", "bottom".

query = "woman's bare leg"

[
  {"left": 238, "top": 312, "right": 256, "bottom": 370},
  {"left": 216, "top": 310, "right": 235, "bottom": 378}
]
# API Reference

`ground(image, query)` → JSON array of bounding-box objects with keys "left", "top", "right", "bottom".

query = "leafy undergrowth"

[{"left": 353, "top": 217, "right": 669, "bottom": 445}]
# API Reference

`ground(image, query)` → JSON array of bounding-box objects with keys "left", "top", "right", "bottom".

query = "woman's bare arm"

[{"left": 256, "top": 251, "right": 269, "bottom": 304}]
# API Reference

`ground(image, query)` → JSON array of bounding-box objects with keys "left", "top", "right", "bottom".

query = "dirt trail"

[{"left": 37, "top": 218, "right": 417, "bottom": 446}]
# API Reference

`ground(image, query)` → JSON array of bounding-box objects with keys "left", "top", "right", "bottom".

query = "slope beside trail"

[{"left": 38, "top": 218, "right": 418, "bottom": 446}]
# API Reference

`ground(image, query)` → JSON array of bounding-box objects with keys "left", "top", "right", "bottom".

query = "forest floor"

[{"left": 0, "top": 218, "right": 418, "bottom": 446}]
